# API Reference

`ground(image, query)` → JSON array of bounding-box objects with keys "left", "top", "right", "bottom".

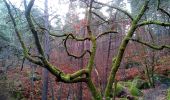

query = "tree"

[
  {"left": 41, "top": 0, "right": 50, "bottom": 99},
  {"left": 3, "top": 0, "right": 170, "bottom": 99}
]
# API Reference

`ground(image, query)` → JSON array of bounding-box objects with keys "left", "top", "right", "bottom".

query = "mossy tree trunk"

[{"left": 104, "top": 1, "right": 149, "bottom": 99}]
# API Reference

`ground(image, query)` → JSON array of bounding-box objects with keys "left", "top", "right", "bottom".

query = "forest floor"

[{"left": 0, "top": 55, "right": 170, "bottom": 100}]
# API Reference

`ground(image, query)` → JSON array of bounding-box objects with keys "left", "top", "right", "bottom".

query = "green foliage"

[
  {"left": 129, "top": 85, "right": 142, "bottom": 96},
  {"left": 113, "top": 83, "right": 125, "bottom": 96},
  {"left": 167, "top": 88, "right": 170, "bottom": 100},
  {"left": 120, "top": 98, "right": 128, "bottom": 100},
  {"left": 132, "top": 77, "right": 143, "bottom": 88},
  {"left": 129, "top": 77, "right": 143, "bottom": 96},
  {"left": 114, "top": 78, "right": 145, "bottom": 98}
]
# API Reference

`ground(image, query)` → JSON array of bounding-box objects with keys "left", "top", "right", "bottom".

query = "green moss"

[
  {"left": 130, "top": 86, "right": 142, "bottom": 96},
  {"left": 113, "top": 83, "right": 125, "bottom": 96},
  {"left": 128, "top": 78, "right": 143, "bottom": 96},
  {"left": 87, "top": 79, "right": 102, "bottom": 100},
  {"left": 120, "top": 98, "right": 128, "bottom": 100},
  {"left": 166, "top": 88, "right": 170, "bottom": 100},
  {"left": 132, "top": 77, "right": 143, "bottom": 88}
]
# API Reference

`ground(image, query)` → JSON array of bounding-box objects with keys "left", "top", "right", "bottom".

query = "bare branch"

[
  {"left": 64, "top": 34, "right": 91, "bottom": 59},
  {"left": 94, "top": 1, "right": 133, "bottom": 21},
  {"left": 96, "top": 30, "right": 117, "bottom": 40},
  {"left": 33, "top": 23, "right": 90, "bottom": 41},
  {"left": 67, "top": 33, "right": 90, "bottom": 41},
  {"left": 5, "top": 0, "right": 91, "bottom": 84},
  {"left": 157, "top": 0, "right": 170, "bottom": 18},
  {"left": 4, "top": 0, "right": 43, "bottom": 66},
  {"left": 130, "top": 38, "right": 170, "bottom": 50},
  {"left": 137, "top": 21, "right": 170, "bottom": 27},
  {"left": 25, "top": 0, "right": 47, "bottom": 59},
  {"left": 92, "top": 11, "right": 107, "bottom": 22}
]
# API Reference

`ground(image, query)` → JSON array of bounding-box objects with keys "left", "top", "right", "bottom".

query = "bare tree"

[
  {"left": 3, "top": 0, "right": 170, "bottom": 99},
  {"left": 42, "top": 0, "right": 50, "bottom": 99}
]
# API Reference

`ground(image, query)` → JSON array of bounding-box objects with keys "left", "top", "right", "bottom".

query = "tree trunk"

[{"left": 42, "top": 0, "right": 50, "bottom": 99}]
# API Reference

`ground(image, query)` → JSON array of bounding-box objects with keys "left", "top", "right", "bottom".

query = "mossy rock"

[{"left": 114, "top": 79, "right": 144, "bottom": 98}]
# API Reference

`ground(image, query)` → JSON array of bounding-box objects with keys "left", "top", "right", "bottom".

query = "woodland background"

[{"left": 0, "top": 0, "right": 170, "bottom": 100}]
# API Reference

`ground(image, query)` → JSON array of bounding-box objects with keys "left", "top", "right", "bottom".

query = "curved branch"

[
  {"left": 94, "top": 1, "right": 133, "bottom": 21},
  {"left": 137, "top": 21, "right": 170, "bottom": 27},
  {"left": 70, "top": 69, "right": 88, "bottom": 79},
  {"left": 157, "top": 0, "right": 170, "bottom": 18},
  {"left": 38, "top": 27, "right": 90, "bottom": 41},
  {"left": 96, "top": 30, "right": 117, "bottom": 40},
  {"left": 68, "top": 33, "right": 90, "bottom": 41},
  {"left": 130, "top": 38, "right": 170, "bottom": 50},
  {"left": 64, "top": 34, "right": 91, "bottom": 59},
  {"left": 158, "top": 8, "right": 170, "bottom": 18},
  {"left": 44, "top": 62, "right": 88, "bottom": 83},
  {"left": 5, "top": 0, "right": 89, "bottom": 84}
]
